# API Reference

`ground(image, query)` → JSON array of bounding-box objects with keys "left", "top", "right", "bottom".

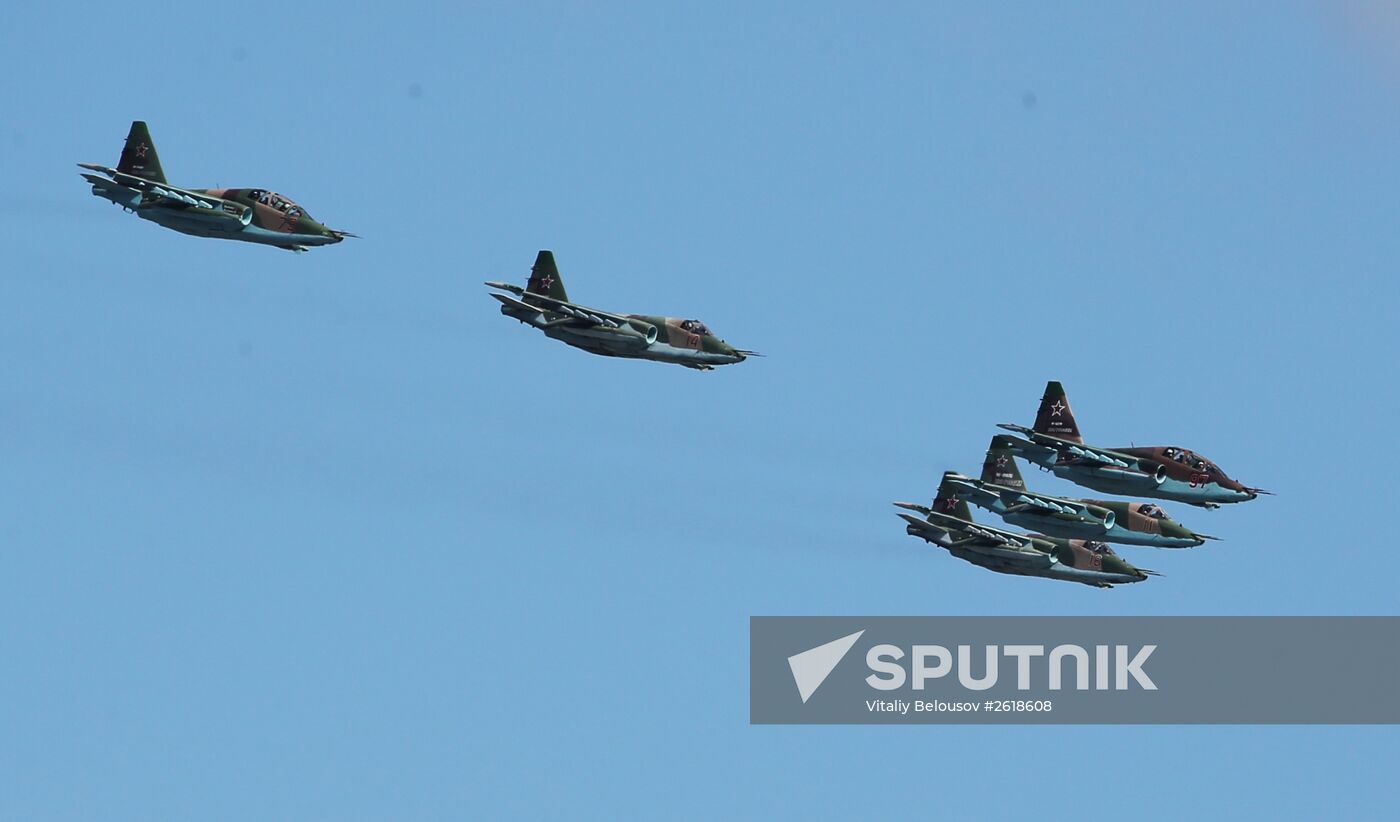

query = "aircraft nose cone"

[{"left": 1161, "top": 521, "right": 1193, "bottom": 541}]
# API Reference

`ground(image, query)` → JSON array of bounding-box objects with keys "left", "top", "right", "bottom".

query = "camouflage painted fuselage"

[
  {"left": 527, "top": 311, "right": 746, "bottom": 368},
  {"left": 87, "top": 180, "right": 346, "bottom": 250},
  {"left": 944, "top": 536, "right": 1147, "bottom": 588},
  {"left": 1029, "top": 445, "right": 1259, "bottom": 507},
  {"left": 897, "top": 508, "right": 1148, "bottom": 588},
  {"left": 974, "top": 490, "right": 1205, "bottom": 548}
]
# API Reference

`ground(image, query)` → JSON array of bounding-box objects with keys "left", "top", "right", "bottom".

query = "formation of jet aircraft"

[
  {"left": 897, "top": 381, "right": 1266, "bottom": 589},
  {"left": 77, "top": 121, "right": 1268, "bottom": 594},
  {"left": 944, "top": 439, "right": 1213, "bottom": 548},
  {"left": 80, "top": 121, "right": 355, "bottom": 252}
]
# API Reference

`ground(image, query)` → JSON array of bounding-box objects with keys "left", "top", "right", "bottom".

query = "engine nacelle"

[
  {"left": 624, "top": 319, "right": 659, "bottom": 345},
  {"left": 222, "top": 201, "right": 254, "bottom": 226},
  {"left": 1139, "top": 461, "right": 1168, "bottom": 486},
  {"left": 1083, "top": 504, "right": 1117, "bottom": 530}
]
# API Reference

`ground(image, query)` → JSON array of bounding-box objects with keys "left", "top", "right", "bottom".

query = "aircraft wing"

[
  {"left": 1000, "top": 489, "right": 1097, "bottom": 519},
  {"left": 77, "top": 163, "right": 228, "bottom": 211},
  {"left": 996, "top": 424, "right": 1136, "bottom": 468},
  {"left": 923, "top": 516, "right": 1055, "bottom": 568},
  {"left": 81, "top": 172, "right": 136, "bottom": 193},
  {"left": 483, "top": 282, "right": 632, "bottom": 329},
  {"left": 923, "top": 511, "right": 1037, "bottom": 548},
  {"left": 898, "top": 509, "right": 1055, "bottom": 569},
  {"left": 490, "top": 293, "right": 544, "bottom": 316}
]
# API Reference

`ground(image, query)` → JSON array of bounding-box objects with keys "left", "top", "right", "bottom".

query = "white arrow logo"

[{"left": 787, "top": 630, "right": 865, "bottom": 703}]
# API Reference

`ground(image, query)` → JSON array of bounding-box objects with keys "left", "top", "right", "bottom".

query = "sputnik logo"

[{"left": 787, "top": 630, "right": 864, "bottom": 703}]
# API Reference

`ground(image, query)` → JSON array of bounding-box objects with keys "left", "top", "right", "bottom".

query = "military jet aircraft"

[
  {"left": 78, "top": 121, "right": 355, "bottom": 252},
  {"left": 894, "top": 491, "right": 1152, "bottom": 589},
  {"left": 486, "top": 251, "right": 758, "bottom": 370},
  {"left": 937, "top": 437, "right": 1216, "bottom": 548},
  {"left": 997, "top": 381, "right": 1269, "bottom": 509}
]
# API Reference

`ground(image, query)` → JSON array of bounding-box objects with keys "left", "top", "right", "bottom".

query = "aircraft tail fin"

[
  {"left": 1032, "top": 380, "right": 1082, "bottom": 443},
  {"left": 933, "top": 471, "right": 975, "bottom": 521},
  {"left": 116, "top": 121, "right": 165, "bottom": 184},
  {"left": 981, "top": 436, "right": 1027, "bottom": 490},
  {"left": 526, "top": 250, "right": 570, "bottom": 302}
]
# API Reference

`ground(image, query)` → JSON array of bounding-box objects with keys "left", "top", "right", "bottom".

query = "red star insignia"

[{"left": 135, "top": 142, "right": 148, "bottom": 158}]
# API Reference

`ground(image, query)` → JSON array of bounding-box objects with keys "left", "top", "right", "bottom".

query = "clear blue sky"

[{"left": 3, "top": 2, "right": 1399, "bottom": 819}]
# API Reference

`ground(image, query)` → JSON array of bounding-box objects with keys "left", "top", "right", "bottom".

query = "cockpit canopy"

[
  {"left": 1082, "top": 540, "right": 1117, "bottom": 556},
  {"left": 1163, "top": 447, "right": 1224, "bottom": 477},
  {"left": 246, "top": 189, "right": 308, "bottom": 220},
  {"left": 678, "top": 319, "right": 711, "bottom": 336},
  {"left": 1137, "top": 504, "right": 1167, "bottom": 519}
]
